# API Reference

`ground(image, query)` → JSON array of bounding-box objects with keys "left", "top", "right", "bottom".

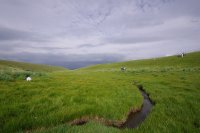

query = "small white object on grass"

[
  {"left": 121, "top": 67, "right": 126, "bottom": 71},
  {"left": 26, "top": 77, "right": 32, "bottom": 81},
  {"left": 181, "top": 53, "right": 184, "bottom": 58}
]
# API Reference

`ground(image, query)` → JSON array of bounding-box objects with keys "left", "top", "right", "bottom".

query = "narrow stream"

[
  {"left": 121, "top": 87, "right": 153, "bottom": 128},
  {"left": 70, "top": 85, "right": 154, "bottom": 129}
]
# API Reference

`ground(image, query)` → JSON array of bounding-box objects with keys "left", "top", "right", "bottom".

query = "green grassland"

[
  {"left": 0, "top": 60, "right": 66, "bottom": 72},
  {"left": 0, "top": 60, "right": 66, "bottom": 82},
  {"left": 0, "top": 52, "right": 200, "bottom": 133}
]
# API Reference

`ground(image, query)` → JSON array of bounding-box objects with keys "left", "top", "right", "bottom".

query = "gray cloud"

[
  {"left": 105, "top": 36, "right": 165, "bottom": 44},
  {"left": 0, "top": 25, "right": 50, "bottom": 43},
  {"left": 0, "top": 26, "right": 31, "bottom": 41},
  {"left": 78, "top": 44, "right": 97, "bottom": 48},
  {"left": 0, "top": 52, "right": 124, "bottom": 69},
  {"left": 0, "top": 0, "right": 200, "bottom": 69},
  {"left": 77, "top": 43, "right": 106, "bottom": 48}
]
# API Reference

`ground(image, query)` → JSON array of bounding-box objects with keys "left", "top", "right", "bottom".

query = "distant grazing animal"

[
  {"left": 182, "top": 52, "right": 186, "bottom": 57},
  {"left": 121, "top": 67, "right": 126, "bottom": 71},
  {"left": 177, "top": 52, "right": 186, "bottom": 58},
  {"left": 26, "top": 77, "right": 32, "bottom": 81}
]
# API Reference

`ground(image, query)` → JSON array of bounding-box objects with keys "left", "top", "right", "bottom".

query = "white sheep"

[
  {"left": 26, "top": 77, "right": 32, "bottom": 81},
  {"left": 121, "top": 67, "right": 126, "bottom": 71}
]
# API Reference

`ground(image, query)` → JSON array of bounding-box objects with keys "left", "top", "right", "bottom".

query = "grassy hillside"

[
  {"left": 0, "top": 60, "right": 142, "bottom": 132},
  {"left": 0, "top": 60, "right": 66, "bottom": 72},
  {"left": 80, "top": 51, "right": 200, "bottom": 71},
  {"left": 0, "top": 51, "right": 200, "bottom": 133}
]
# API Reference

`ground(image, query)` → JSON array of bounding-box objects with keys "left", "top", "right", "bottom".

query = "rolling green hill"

[
  {"left": 80, "top": 51, "right": 200, "bottom": 71},
  {"left": 0, "top": 51, "right": 200, "bottom": 133},
  {"left": 0, "top": 60, "right": 66, "bottom": 72}
]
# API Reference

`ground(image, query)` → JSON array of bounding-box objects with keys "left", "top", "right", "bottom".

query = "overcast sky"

[{"left": 0, "top": 0, "right": 200, "bottom": 69}]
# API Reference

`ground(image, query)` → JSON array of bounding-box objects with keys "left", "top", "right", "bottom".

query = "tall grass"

[{"left": 0, "top": 70, "right": 47, "bottom": 81}]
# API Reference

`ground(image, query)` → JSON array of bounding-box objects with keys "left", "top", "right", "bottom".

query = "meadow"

[{"left": 0, "top": 52, "right": 200, "bottom": 133}]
